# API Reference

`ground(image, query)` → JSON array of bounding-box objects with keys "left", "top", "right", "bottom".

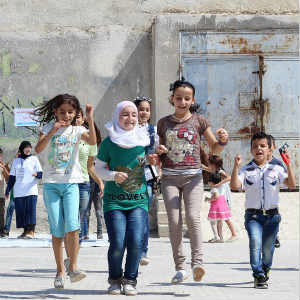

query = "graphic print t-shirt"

[
  {"left": 40, "top": 123, "right": 87, "bottom": 183},
  {"left": 157, "top": 114, "right": 210, "bottom": 169},
  {"left": 97, "top": 137, "right": 148, "bottom": 213}
]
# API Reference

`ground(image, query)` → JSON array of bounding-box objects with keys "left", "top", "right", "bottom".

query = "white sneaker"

[
  {"left": 123, "top": 283, "right": 137, "bottom": 296},
  {"left": 108, "top": 283, "right": 122, "bottom": 295},
  {"left": 171, "top": 270, "right": 188, "bottom": 284},
  {"left": 192, "top": 264, "right": 205, "bottom": 282},
  {"left": 140, "top": 256, "right": 150, "bottom": 266}
]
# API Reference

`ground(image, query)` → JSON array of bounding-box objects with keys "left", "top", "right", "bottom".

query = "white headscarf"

[{"left": 105, "top": 101, "right": 150, "bottom": 148}]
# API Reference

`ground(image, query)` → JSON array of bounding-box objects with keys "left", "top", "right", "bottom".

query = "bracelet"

[{"left": 218, "top": 139, "right": 228, "bottom": 146}]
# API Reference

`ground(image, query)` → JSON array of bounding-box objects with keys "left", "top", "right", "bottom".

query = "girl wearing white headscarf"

[{"left": 96, "top": 101, "right": 150, "bottom": 296}]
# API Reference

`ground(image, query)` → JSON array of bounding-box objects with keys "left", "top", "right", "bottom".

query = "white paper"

[{"left": 14, "top": 108, "right": 39, "bottom": 127}]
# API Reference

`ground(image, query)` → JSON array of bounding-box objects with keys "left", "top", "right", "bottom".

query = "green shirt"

[
  {"left": 79, "top": 141, "right": 98, "bottom": 182},
  {"left": 97, "top": 137, "right": 148, "bottom": 213}
]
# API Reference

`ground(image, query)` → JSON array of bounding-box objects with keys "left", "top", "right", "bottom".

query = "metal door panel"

[
  {"left": 181, "top": 31, "right": 299, "bottom": 55},
  {"left": 263, "top": 57, "right": 299, "bottom": 135},
  {"left": 182, "top": 55, "right": 259, "bottom": 137},
  {"left": 180, "top": 31, "right": 299, "bottom": 183}
]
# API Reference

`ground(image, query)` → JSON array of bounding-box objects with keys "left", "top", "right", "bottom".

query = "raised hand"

[
  {"left": 85, "top": 104, "right": 94, "bottom": 122},
  {"left": 280, "top": 150, "right": 291, "bottom": 165},
  {"left": 53, "top": 120, "right": 68, "bottom": 130},
  {"left": 234, "top": 154, "right": 242, "bottom": 168},
  {"left": 216, "top": 128, "right": 229, "bottom": 144},
  {"left": 148, "top": 154, "right": 161, "bottom": 166}
]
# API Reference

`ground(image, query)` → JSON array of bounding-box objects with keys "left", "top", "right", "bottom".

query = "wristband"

[{"left": 218, "top": 139, "right": 228, "bottom": 146}]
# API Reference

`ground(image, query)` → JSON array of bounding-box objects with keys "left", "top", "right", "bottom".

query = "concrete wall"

[{"left": 0, "top": 1, "right": 298, "bottom": 162}]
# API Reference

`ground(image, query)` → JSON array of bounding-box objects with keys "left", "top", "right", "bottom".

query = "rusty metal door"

[
  {"left": 262, "top": 56, "right": 300, "bottom": 171},
  {"left": 180, "top": 31, "right": 299, "bottom": 182}
]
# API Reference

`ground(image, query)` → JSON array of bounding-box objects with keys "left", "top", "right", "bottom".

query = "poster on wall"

[{"left": 14, "top": 108, "right": 39, "bottom": 127}]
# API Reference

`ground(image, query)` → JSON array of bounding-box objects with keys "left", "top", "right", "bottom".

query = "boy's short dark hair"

[{"left": 250, "top": 132, "right": 271, "bottom": 148}]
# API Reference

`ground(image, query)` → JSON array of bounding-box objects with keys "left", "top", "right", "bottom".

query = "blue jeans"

[
  {"left": 244, "top": 211, "right": 281, "bottom": 278},
  {"left": 86, "top": 177, "right": 103, "bottom": 234},
  {"left": 104, "top": 207, "right": 147, "bottom": 282},
  {"left": 141, "top": 181, "right": 154, "bottom": 257},
  {"left": 4, "top": 194, "right": 15, "bottom": 232},
  {"left": 78, "top": 182, "right": 90, "bottom": 238}
]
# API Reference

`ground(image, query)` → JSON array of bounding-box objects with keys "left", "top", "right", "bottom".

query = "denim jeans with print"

[
  {"left": 104, "top": 207, "right": 147, "bottom": 282},
  {"left": 244, "top": 211, "right": 281, "bottom": 278}
]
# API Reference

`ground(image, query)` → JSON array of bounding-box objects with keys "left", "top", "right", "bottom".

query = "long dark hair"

[
  {"left": 169, "top": 78, "right": 200, "bottom": 113},
  {"left": 208, "top": 155, "right": 224, "bottom": 170},
  {"left": 34, "top": 94, "right": 81, "bottom": 125},
  {"left": 77, "top": 108, "right": 102, "bottom": 147},
  {"left": 208, "top": 155, "right": 224, "bottom": 184}
]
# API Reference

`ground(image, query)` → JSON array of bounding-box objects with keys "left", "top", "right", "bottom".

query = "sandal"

[{"left": 208, "top": 238, "right": 218, "bottom": 243}]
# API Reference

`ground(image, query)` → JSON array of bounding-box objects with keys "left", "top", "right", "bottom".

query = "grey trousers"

[{"left": 161, "top": 174, "right": 204, "bottom": 271}]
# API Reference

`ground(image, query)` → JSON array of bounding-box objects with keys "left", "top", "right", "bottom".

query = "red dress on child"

[{"left": 208, "top": 184, "right": 231, "bottom": 220}]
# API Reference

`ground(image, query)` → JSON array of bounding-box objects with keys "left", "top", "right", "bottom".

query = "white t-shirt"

[
  {"left": 211, "top": 184, "right": 226, "bottom": 197},
  {"left": 40, "top": 123, "right": 87, "bottom": 184},
  {"left": 10, "top": 156, "right": 42, "bottom": 198}
]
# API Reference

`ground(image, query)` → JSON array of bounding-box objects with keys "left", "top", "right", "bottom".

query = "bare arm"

[
  {"left": 230, "top": 154, "right": 242, "bottom": 190},
  {"left": 203, "top": 127, "right": 229, "bottom": 155},
  {"left": 35, "top": 122, "right": 64, "bottom": 154},
  {"left": 283, "top": 157, "right": 296, "bottom": 189},
  {"left": 0, "top": 162, "right": 9, "bottom": 183},
  {"left": 81, "top": 104, "right": 96, "bottom": 146},
  {"left": 87, "top": 156, "right": 104, "bottom": 193}
]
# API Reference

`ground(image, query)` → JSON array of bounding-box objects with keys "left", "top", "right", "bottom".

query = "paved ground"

[
  {"left": 8, "top": 191, "right": 300, "bottom": 241},
  {"left": 0, "top": 237, "right": 298, "bottom": 299}
]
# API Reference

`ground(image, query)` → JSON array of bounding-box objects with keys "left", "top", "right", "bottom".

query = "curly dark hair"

[{"left": 34, "top": 94, "right": 81, "bottom": 125}]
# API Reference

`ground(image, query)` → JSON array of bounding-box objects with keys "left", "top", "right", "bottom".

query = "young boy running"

[{"left": 230, "top": 132, "right": 296, "bottom": 289}]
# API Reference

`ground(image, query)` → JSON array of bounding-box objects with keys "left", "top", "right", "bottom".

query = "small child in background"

[{"left": 205, "top": 155, "right": 232, "bottom": 243}]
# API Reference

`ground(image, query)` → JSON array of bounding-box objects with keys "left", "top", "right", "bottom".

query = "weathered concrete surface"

[{"left": 0, "top": 1, "right": 298, "bottom": 164}]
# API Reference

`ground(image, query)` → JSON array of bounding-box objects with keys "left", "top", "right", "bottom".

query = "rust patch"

[
  {"left": 237, "top": 122, "right": 260, "bottom": 135},
  {"left": 218, "top": 36, "right": 278, "bottom": 55}
]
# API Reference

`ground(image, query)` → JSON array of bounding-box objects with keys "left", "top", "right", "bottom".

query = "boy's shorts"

[{"left": 43, "top": 183, "right": 80, "bottom": 238}]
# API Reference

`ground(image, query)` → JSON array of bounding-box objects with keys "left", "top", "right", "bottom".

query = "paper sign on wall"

[{"left": 14, "top": 108, "right": 39, "bottom": 127}]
